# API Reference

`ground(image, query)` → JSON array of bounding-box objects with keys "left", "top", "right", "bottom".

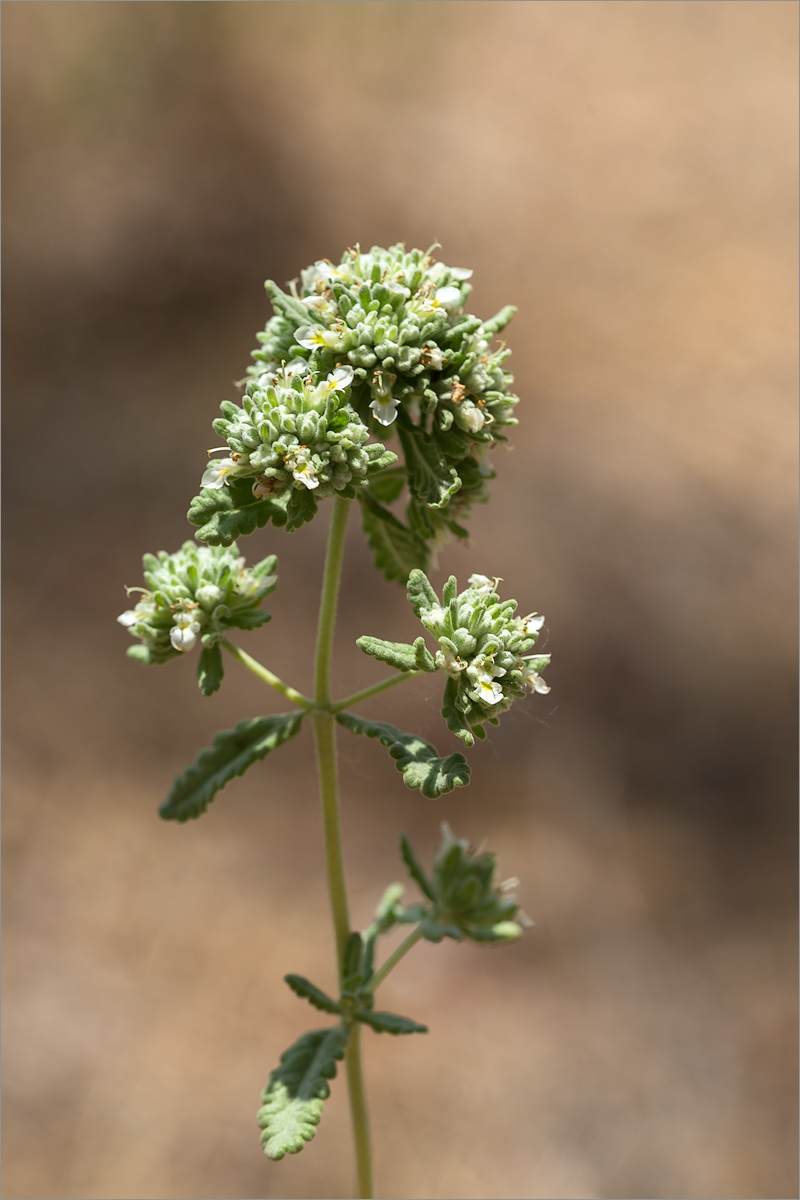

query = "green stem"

[
  {"left": 220, "top": 639, "right": 314, "bottom": 710},
  {"left": 346, "top": 1025, "right": 373, "bottom": 1200},
  {"left": 310, "top": 495, "right": 373, "bottom": 1199},
  {"left": 332, "top": 670, "right": 423, "bottom": 713},
  {"left": 367, "top": 927, "right": 424, "bottom": 993}
]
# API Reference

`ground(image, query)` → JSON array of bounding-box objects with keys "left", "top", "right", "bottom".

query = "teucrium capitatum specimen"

[{"left": 118, "top": 245, "right": 551, "bottom": 1199}]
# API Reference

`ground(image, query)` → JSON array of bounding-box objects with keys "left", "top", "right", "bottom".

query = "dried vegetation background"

[{"left": 3, "top": 3, "right": 797, "bottom": 1198}]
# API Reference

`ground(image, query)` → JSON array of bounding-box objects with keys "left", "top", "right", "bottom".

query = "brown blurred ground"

[{"left": 2, "top": 3, "right": 797, "bottom": 1198}]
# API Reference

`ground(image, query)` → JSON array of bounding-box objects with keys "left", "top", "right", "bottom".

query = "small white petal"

[
  {"left": 327, "top": 365, "right": 354, "bottom": 392},
  {"left": 435, "top": 286, "right": 462, "bottom": 311},
  {"left": 117, "top": 610, "right": 139, "bottom": 627},
  {"left": 170, "top": 623, "right": 198, "bottom": 652},
  {"left": 369, "top": 396, "right": 400, "bottom": 426},
  {"left": 468, "top": 573, "right": 494, "bottom": 595}
]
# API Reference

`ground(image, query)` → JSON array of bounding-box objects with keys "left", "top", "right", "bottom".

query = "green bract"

[
  {"left": 118, "top": 541, "right": 277, "bottom": 667},
  {"left": 407, "top": 568, "right": 550, "bottom": 746},
  {"left": 400, "top": 825, "right": 527, "bottom": 944}
]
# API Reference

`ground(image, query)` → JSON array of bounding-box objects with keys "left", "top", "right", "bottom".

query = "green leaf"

[
  {"left": 358, "top": 490, "right": 429, "bottom": 585},
  {"left": 406, "top": 568, "right": 439, "bottom": 616},
  {"left": 356, "top": 635, "right": 436, "bottom": 674},
  {"left": 337, "top": 713, "right": 470, "bottom": 800},
  {"left": 357, "top": 1010, "right": 428, "bottom": 1035},
  {"left": 367, "top": 467, "right": 406, "bottom": 505},
  {"left": 441, "top": 677, "right": 475, "bottom": 748},
  {"left": 284, "top": 975, "right": 341, "bottom": 1016},
  {"left": 197, "top": 644, "right": 224, "bottom": 696},
  {"left": 257, "top": 1026, "right": 349, "bottom": 1160},
  {"left": 481, "top": 304, "right": 517, "bottom": 336},
  {"left": 399, "top": 833, "right": 436, "bottom": 901},
  {"left": 187, "top": 480, "right": 288, "bottom": 546},
  {"left": 225, "top": 608, "right": 272, "bottom": 631},
  {"left": 398, "top": 423, "right": 461, "bottom": 509},
  {"left": 159, "top": 712, "right": 305, "bottom": 822},
  {"left": 285, "top": 487, "right": 318, "bottom": 533}
]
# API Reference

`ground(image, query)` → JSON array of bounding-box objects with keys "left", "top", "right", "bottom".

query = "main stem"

[{"left": 311, "top": 495, "right": 374, "bottom": 1200}]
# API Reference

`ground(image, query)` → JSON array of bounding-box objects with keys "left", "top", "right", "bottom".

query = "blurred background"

[{"left": 2, "top": 3, "right": 797, "bottom": 1198}]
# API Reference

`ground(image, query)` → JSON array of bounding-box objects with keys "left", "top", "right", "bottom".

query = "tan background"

[{"left": 3, "top": 3, "right": 797, "bottom": 1198}]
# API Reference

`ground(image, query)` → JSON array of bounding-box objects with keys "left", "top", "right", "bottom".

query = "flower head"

[
  {"left": 408, "top": 568, "right": 550, "bottom": 743},
  {"left": 118, "top": 542, "right": 278, "bottom": 666}
]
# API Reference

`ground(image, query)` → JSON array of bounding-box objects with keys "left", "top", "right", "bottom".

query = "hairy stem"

[
  {"left": 311, "top": 495, "right": 373, "bottom": 1199},
  {"left": 368, "top": 927, "right": 424, "bottom": 993},
  {"left": 220, "top": 639, "right": 313, "bottom": 709},
  {"left": 332, "top": 669, "right": 424, "bottom": 714}
]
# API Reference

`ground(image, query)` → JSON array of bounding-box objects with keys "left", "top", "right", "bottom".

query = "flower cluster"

[
  {"left": 204, "top": 366, "right": 396, "bottom": 501},
  {"left": 245, "top": 244, "right": 519, "bottom": 556},
  {"left": 408, "top": 568, "right": 550, "bottom": 744},
  {"left": 400, "top": 824, "right": 528, "bottom": 944},
  {"left": 118, "top": 541, "right": 277, "bottom": 663}
]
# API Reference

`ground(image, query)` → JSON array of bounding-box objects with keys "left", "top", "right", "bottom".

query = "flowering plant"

[{"left": 119, "top": 245, "right": 550, "bottom": 1198}]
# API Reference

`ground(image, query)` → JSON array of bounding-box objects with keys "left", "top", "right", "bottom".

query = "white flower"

[
  {"left": 294, "top": 325, "right": 343, "bottom": 350},
  {"left": 435, "top": 647, "right": 466, "bottom": 676},
  {"left": 196, "top": 584, "right": 224, "bottom": 609},
  {"left": 117, "top": 609, "right": 139, "bottom": 628},
  {"left": 435, "top": 285, "right": 462, "bottom": 312},
  {"left": 308, "top": 365, "right": 353, "bottom": 409},
  {"left": 369, "top": 372, "right": 400, "bottom": 426},
  {"left": 454, "top": 400, "right": 486, "bottom": 434},
  {"left": 467, "top": 574, "right": 496, "bottom": 596},
  {"left": 170, "top": 611, "right": 201, "bottom": 652},
  {"left": 420, "top": 345, "right": 445, "bottom": 370},
  {"left": 283, "top": 358, "right": 308, "bottom": 377},
  {"left": 201, "top": 457, "right": 242, "bottom": 489},
  {"left": 517, "top": 614, "right": 545, "bottom": 637},
  {"left": 284, "top": 446, "right": 319, "bottom": 490},
  {"left": 302, "top": 293, "right": 335, "bottom": 319},
  {"left": 471, "top": 672, "right": 504, "bottom": 706},
  {"left": 521, "top": 659, "right": 550, "bottom": 694},
  {"left": 300, "top": 262, "right": 335, "bottom": 291}
]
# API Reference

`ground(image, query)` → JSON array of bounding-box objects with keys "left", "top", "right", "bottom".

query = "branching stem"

[
  {"left": 368, "top": 927, "right": 425, "bottom": 993},
  {"left": 220, "top": 639, "right": 313, "bottom": 710},
  {"left": 332, "top": 669, "right": 423, "bottom": 713}
]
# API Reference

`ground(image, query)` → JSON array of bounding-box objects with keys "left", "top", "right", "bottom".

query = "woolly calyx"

[
  {"left": 118, "top": 542, "right": 277, "bottom": 665},
  {"left": 201, "top": 366, "right": 396, "bottom": 506}
]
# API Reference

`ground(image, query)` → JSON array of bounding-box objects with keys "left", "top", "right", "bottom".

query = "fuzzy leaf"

[
  {"left": 398, "top": 424, "right": 461, "bottom": 509},
  {"left": 359, "top": 490, "right": 429, "bottom": 585},
  {"left": 284, "top": 975, "right": 341, "bottom": 1016},
  {"left": 356, "top": 635, "right": 436, "bottom": 674},
  {"left": 285, "top": 487, "right": 318, "bottom": 533},
  {"left": 188, "top": 479, "right": 289, "bottom": 546},
  {"left": 357, "top": 1010, "right": 428, "bottom": 1035},
  {"left": 441, "top": 677, "right": 475, "bottom": 748},
  {"left": 257, "top": 1026, "right": 349, "bottom": 1160},
  {"left": 406, "top": 568, "right": 439, "bottom": 616},
  {"left": 399, "top": 833, "right": 436, "bottom": 901},
  {"left": 159, "top": 712, "right": 305, "bottom": 822},
  {"left": 336, "top": 713, "right": 470, "bottom": 800},
  {"left": 197, "top": 644, "right": 224, "bottom": 696},
  {"left": 225, "top": 608, "right": 272, "bottom": 632},
  {"left": 367, "top": 468, "right": 406, "bottom": 505}
]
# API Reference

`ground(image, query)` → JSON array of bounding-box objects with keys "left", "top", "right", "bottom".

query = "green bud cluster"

[
  {"left": 203, "top": 366, "right": 396, "bottom": 502},
  {"left": 118, "top": 541, "right": 277, "bottom": 663},
  {"left": 408, "top": 568, "right": 550, "bottom": 743},
  {"left": 400, "top": 825, "right": 527, "bottom": 944},
  {"left": 247, "top": 243, "right": 519, "bottom": 551}
]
